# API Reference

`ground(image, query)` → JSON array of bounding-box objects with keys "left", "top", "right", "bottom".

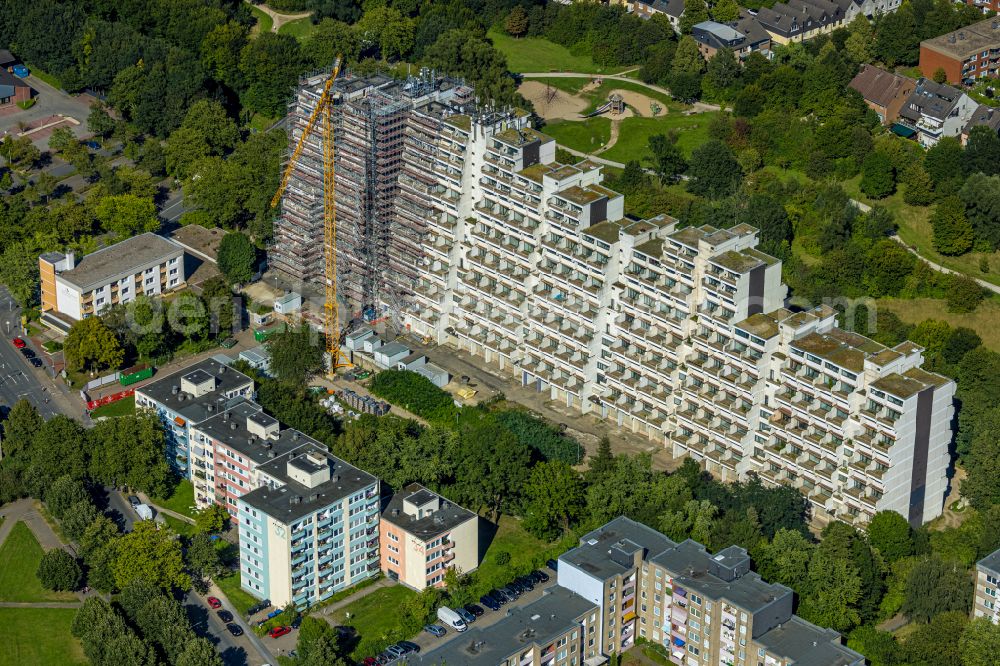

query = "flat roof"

[
  {"left": 584, "top": 221, "right": 622, "bottom": 244},
  {"left": 136, "top": 359, "right": 254, "bottom": 424},
  {"left": 560, "top": 516, "right": 677, "bottom": 580},
  {"left": 379, "top": 342, "right": 410, "bottom": 356},
  {"left": 240, "top": 447, "right": 377, "bottom": 523},
  {"left": 979, "top": 547, "right": 1000, "bottom": 576},
  {"left": 168, "top": 225, "right": 225, "bottom": 263},
  {"left": 710, "top": 249, "right": 767, "bottom": 274},
  {"left": 756, "top": 616, "right": 863, "bottom": 666},
  {"left": 791, "top": 329, "right": 885, "bottom": 373},
  {"left": 735, "top": 312, "right": 781, "bottom": 339},
  {"left": 193, "top": 399, "right": 313, "bottom": 465},
  {"left": 58, "top": 233, "right": 184, "bottom": 291},
  {"left": 558, "top": 185, "right": 606, "bottom": 206},
  {"left": 381, "top": 483, "right": 477, "bottom": 540},
  {"left": 635, "top": 238, "right": 664, "bottom": 258},
  {"left": 416, "top": 587, "right": 597, "bottom": 666},
  {"left": 922, "top": 18, "right": 1000, "bottom": 61}
]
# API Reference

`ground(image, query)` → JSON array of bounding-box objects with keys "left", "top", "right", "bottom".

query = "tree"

[
  {"left": 62, "top": 499, "right": 100, "bottom": 542},
  {"left": 737, "top": 194, "right": 791, "bottom": 258},
  {"left": 961, "top": 617, "right": 1000, "bottom": 666},
  {"left": 185, "top": 532, "right": 223, "bottom": 580},
  {"left": 1, "top": 136, "right": 41, "bottom": 173},
  {"left": 92, "top": 193, "right": 160, "bottom": 237},
  {"left": 217, "top": 232, "right": 256, "bottom": 285},
  {"left": 89, "top": 413, "right": 171, "bottom": 497},
  {"left": 687, "top": 139, "right": 742, "bottom": 199},
  {"left": 712, "top": 0, "right": 740, "bottom": 21},
  {"left": 863, "top": 239, "right": 915, "bottom": 297},
  {"left": 961, "top": 407, "right": 1000, "bottom": 510},
  {"left": 932, "top": 196, "right": 974, "bottom": 255},
  {"left": 45, "top": 475, "right": 89, "bottom": 520},
  {"left": 705, "top": 48, "right": 740, "bottom": 98},
  {"left": 2, "top": 399, "right": 42, "bottom": 459},
  {"left": 587, "top": 435, "right": 615, "bottom": 482},
  {"left": 177, "top": 637, "right": 224, "bottom": 666},
  {"left": 946, "top": 274, "right": 986, "bottom": 314},
  {"left": 296, "top": 616, "right": 346, "bottom": 666},
  {"left": 194, "top": 504, "right": 229, "bottom": 535},
  {"left": 933, "top": 67, "right": 948, "bottom": 84},
  {"left": 113, "top": 520, "right": 192, "bottom": 592},
  {"left": 451, "top": 418, "right": 532, "bottom": 520},
  {"left": 754, "top": 527, "right": 815, "bottom": 590},
  {"left": 165, "top": 100, "right": 240, "bottom": 179},
  {"left": 671, "top": 36, "right": 705, "bottom": 77},
  {"left": 904, "top": 611, "right": 968, "bottom": 666},
  {"left": 37, "top": 549, "right": 82, "bottom": 591},
  {"left": 860, "top": 151, "right": 895, "bottom": 199},
  {"left": 0, "top": 242, "right": 42, "bottom": 309},
  {"left": 959, "top": 173, "right": 1000, "bottom": 250},
  {"left": 356, "top": 6, "right": 415, "bottom": 60},
  {"left": 266, "top": 324, "right": 325, "bottom": 385},
  {"left": 522, "top": 460, "right": 585, "bottom": 539},
  {"left": 504, "top": 6, "right": 529, "bottom": 37},
  {"left": 64, "top": 316, "right": 124, "bottom": 373},
  {"left": 199, "top": 21, "right": 249, "bottom": 91},
  {"left": 902, "top": 164, "right": 935, "bottom": 206},
  {"left": 874, "top": 5, "right": 918, "bottom": 67},
  {"left": 647, "top": 134, "right": 686, "bottom": 181},
  {"left": 844, "top": 15, "right": 875, "bottom": 63},
  {"left": 302, "top": 19, "right": 361, "bottom": 68},
  {"left": 925, "top": 136, "right": 965, "bottom": 194},
  {"left": 797, "top": 547, "right": 862, "bottom": 632},
  {"left": 902, "top": 555, "right": 973, "bottom": 622},
  {"left": 867, "top": 511, "right": 913, "bottom": 563},
  {"left": 680, "top": 0, "right": 710, "bottom": 33},
  {"left": 964, "top": 126, "right": 1000, "bottom": 177},
  {"left": 238, "top": 33, "right": 306, "bottom": 117}
]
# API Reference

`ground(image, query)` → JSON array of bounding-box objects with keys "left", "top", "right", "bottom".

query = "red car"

[
  {"left": 11, "top": 337, "right": 25, "bottom": 349},
  {"left": 207, "top": 597, "right": 222, "bottom": 609},
  {"left": 268, "top": 626, "right": 292, "bottom": 639},
  {"left": 363, "top": 658, "right": 377, "bottom": 666}
]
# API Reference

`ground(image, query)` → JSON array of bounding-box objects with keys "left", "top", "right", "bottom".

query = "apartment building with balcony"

[
  {"left": 135, "top": 360, "right": 254, "bottom": 479},
  {"left": 417, "top": 586, "right": 603, "bottom": 666},
  {"left": 188, "top": 398, "right": 317, "bottom": 516},
  {"left": 920, "top": 18, "right": 1000, "bottom": 84},
  {"left": 557, "top": 517, "right": 864, "bottom": 665},
  {"left": 237, "top": 447, "right": 380, "bottom": 608},
  {"left": 974, "top": 548, "right": 1000, "bottom": 623},
  {"left": 896, "top": 78, "right": 978, "bottom": 146},
  {"left": 38, "top": 233, "right": 185, "bottom": 330}
]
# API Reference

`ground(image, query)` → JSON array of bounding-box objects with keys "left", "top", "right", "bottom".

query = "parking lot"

[{"left": 0, "top": 73, "right": 95, "bottom": 146}]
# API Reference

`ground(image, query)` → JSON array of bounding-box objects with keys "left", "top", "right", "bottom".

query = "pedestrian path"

[{"left": 318, "top": 576, "right": 393, "bottom": 620}]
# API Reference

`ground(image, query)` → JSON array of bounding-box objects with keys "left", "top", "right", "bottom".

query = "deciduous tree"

[
  {"left": 217, "top": 231, "right": 256, "bottom": 285},
  {"left": 522, "top": 460, "right": 585, "bottom": 539},
  {"left": 65, "top": 316, "right": 124, "bottom": 373},
  {"left": 112, "top": 519, "right": 191, "bottom": 592},
  {"left": 37, "top": 549, "right": 82, "bottom": 591},
  {"left": 932, "top": 195, "right": 974, "bottom": 255}
]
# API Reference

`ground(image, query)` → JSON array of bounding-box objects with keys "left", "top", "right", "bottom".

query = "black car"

[
  {"left": 217, "top": 610, "right": 234, "bottom": 623},
  {"left": 464, "top": 603, "right": 485, "bottom": 618},
  {"left": 480, "top": 594, "right": 501, "bottom": 611},
  {"left": 531, "top": 569, "right": 550, "bottom": 584},
  {"left": 546, "top": 558, "right": 559, "bottom": 572},
  {"left": 516, "top": 576, "right": 535, "bottom": 591},
  {"left": 29, "top": 357, "right": 42, "bottom": 367},
  {"left": 19, "top": 347, "right": 34, "bottom": 358},
  {"left": 508, "top": 579, "right": 527, "bottom": 594},
  {"left": 247, "top": 600, "right": 271, "bottom": 616},
  {"left": 397, "top": 641, "right": 421, "bottom": 654},
  {"left": 498, "top": 586, "right": 519, "bottom": 602},
  {"left": 291, "top": 615, "right": 302, "bottom": 629},
  {"left": 226, "top": 623, "right": 243, "bottom": 637}
]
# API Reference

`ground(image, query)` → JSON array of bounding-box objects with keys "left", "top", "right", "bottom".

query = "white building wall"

[{"left": 265, "top": 515, "right": 293, "bottom": 607}]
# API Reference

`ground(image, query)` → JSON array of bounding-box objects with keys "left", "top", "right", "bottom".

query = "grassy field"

[
  {"left": 0, "top": 608, "right": 86, "bottom": 665},
  {"left": 527, "top": 76, "right": 680, "bottom": 113},
  {"left": 248, "top": 4, "right": 273, "bottom": 34},
  {"left": 0, "top": 522, "right": 78, "bottom": 602},
  {"left": 278, "top": 17, "right": 317, "bottom": 40},
  {"left": 151, "top": 479, "right": 197, "bottom": 518},
  {"left": 163, "top": 514, "right": 194, "bottom": 536},
  {"left": 602, "top": 113, "right": 719, "bottom": 162},
  {"left": 329, "top": 584, "right": 418, "bottom": 657},
  {"left": 23, "top": 64, "right": 62, "bottom": 90},
  {"left": 90, "top": 395, "right": 135, "bottom": 418},
  {"left": 216, "top": 571, "right": 260, "bottom": 616},
  {"left": 841, "top": 175, "right": 1000, "bottom": 288},
  {"left": 878, "top": 296, "right": 1000, "bottom": 352},
  {"left": 544, "top": 117, "right": 612, "bottom": 152},
  {"left": 488, "top": 30, "right": 626, "bottom": 75},
  {"left": 474, "top": 515, "right": 564, "bottom": 588}
]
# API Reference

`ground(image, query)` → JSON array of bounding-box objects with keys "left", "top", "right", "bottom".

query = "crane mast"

[{"left": 271, "top": 57, "right": 351, "bottom": 374}]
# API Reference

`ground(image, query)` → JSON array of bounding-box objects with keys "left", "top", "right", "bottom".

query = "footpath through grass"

[
  {"left": 330, "top": 584, "right": 419, "bottom": 658},
  {"left": 151, "top": 479, "right": 197, "bottom": 518},
  {"left": 0, "top": 607, "right": 86, "bottom": 665},
  {"left": 248, "top": 4, "right": 273, "bottom": 34},
  {"left": 0, "top": 522, "right": 77, "bottom": 602},
  {"left": 488, "top": 30, "right": 627, "bottom": 74},
  {"left": 278, "top": 17, "right": 317, "bottom": 40},
  {"left": 601, "top": 114, "right": 718, "bottom": 162}
]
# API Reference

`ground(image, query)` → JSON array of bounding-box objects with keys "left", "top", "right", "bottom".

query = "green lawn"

[
  {"left": 329, "top": 584, "right": 419, "bottom": 657},
  {"left": 841, "top": 175, "right": 1000, "bottom": 287},
  {"left": 216, "top": 571, "right": 260, "bottom": 616},
  {"left": 0, "top": 608, "right": 87, "bottom": 665},
  {"left": 601, "top": 113, "right": 719, "bottom": 163},
  {"left": 249, "top": 113, "right": 279, "bottom": 133},
  {"left": 151, "top": 479, "right": 197, "bottom": 518},
  {"left": 162, "top": 514, "right": 194, "bottom": 536},
  {"left": 878, "top": 296, "right": 1000, "bottom": 352},
  {"left": 278, "top": 17, "right": 317, "bottom": 40},
  {"left": 249, "top": 4, "right": 273, "bottom": 34},
  {"left": 473, "top": 515, "right": 569, "bottom": 593},
  {"left": 90, "top": 395, "right": 135, "bottom": 418},
  {"left": 23, "top": 64, "right": 62, "bottom": 90},
  {"left": 0, "top": 522, "right": 78, "bottom": 602},
  {"left": 489, "top": 30, "right": 627, "bottom": 75},
  {"left": 544, "top": 117, "right": 612, "bottom": 153}
]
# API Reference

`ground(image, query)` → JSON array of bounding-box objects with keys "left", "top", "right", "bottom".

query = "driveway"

[{"left": 0, "top": 74, "right": 95, "bottom": 145}]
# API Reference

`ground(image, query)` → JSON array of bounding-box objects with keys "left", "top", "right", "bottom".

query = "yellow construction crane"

[{"left": 271, "top": 57, "right": 351, "bottom": 374}]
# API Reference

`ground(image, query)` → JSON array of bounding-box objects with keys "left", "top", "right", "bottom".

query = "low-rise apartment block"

[
  {"left": 39, "top": 233, "right": 185, "bottom": 330},
  {"left": 558, "top": 517, "right": 864, "bottom": 665},
  {"left": 974, "top": 548, "right": 1000, "bottom": 623},
  {"left": 895, "top": 77, "right": 979, "bottom": 147},
  {"left": 920, "top": 18, "right": 1000, "bottom": 84},
  {"left": 135, "top": 360, "right": 255, "bottom": 480},
  {"left": 380, "top": 483, "right": 479, "bottom": 589},
  {"left": 848, "top": 64, "right": 917, "bottom": 125},
  {"left": 237, "top": 447, "right": 381, "bottom": 608},
  {"left": 691, "top": 19, "right": 772, "bottom": 60}
]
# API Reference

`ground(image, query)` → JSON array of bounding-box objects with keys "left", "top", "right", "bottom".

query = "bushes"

[
  {"left": 37, "top": 549, "right": 82, "bottom": 591},
  {"left": 369, "top": 369, "right": 457, "bottom": 424},
  {"left": 494, "top": 410, "right": 583, "bottom": 464}
]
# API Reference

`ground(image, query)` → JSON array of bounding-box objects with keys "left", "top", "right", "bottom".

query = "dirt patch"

[
  {"left": 607, "top": 88, "right": 663, "bottom": 118},
  {"left": 519, "top": 80, "right": 589, "bottom": 120}
]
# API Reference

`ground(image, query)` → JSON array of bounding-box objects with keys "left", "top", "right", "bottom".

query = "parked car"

[
  {"left": 508, "top": 579, "right": 527, "bottom": 595},
  {"left": 30, "top": 357, "right": 42, "bottom": 367},
  {"left": 464, "top": 603, "right": 484, "bottom": 617},
  {"left": 374, "top": 654, "right": 390, "bottom": 665},
  {"left": 423, "top": 624, "right": 447, "bottom": 638},
  {"left": 207, "top": 597, "right": 222, "bottom": 609},
  {"left": 363, "top": 658, "right": 378, "bottom": 666},
  {"left": 127, "top": 495, "right": 141, "bottom": 509},
  {"left": 546, "top": 558, "right": 559, "bottom": 572},
  {"left": 456, "top": 607, "right": 476, "bottom": 625},
  {"left": 217, "top": 610, "right": 233, "bottom": 623},
  {"left": 12, "top": 65, "right": 29, "bottom": 78},
  {"left": 480, "top": 594, "right": 501, "bottom": 611},
  {"left": 437, "top": 606, "right": 467, "bottom": 632},
  {"left": 20, "top": 347, "right": 34, "bottom": 358},
  {"left": 226, "top": 624, "right": 243, "bottom": 637},
  {"left": 291, "top": 615, "right": 302, "bottom": 629},
  {"left": 397, "top": 641, "right": 421, "bottom": 654},
  {"left": 531, "top": 569, "right": 550, "bottom": 584},
  {"left": 268, "top": 626, "right": 292, "bottom": 639},
  {"left": 515, "top": 576, "right": 535, "bottom": 591},
  {"left": 248, "top": 600, "right": 271, "bottom": 616},
  {"left": 497, "top": 586, "right": 518, "bottom": 603},
  {"left": 11, "top": 337, "right": 25, "bottom": 349},
  {"left": 384, "top": 645, "right": 405, "bottom": 659},
  {"left": 220, "top": 337, "right": 237, "bottom": 349}
]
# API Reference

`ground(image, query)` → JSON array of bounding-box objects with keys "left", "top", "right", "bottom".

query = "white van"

[{"left": 437, "top": 606, "right": 467, "bottom": 632}]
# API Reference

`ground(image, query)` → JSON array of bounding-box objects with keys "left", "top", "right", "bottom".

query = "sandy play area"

[{"left": 519, "top": 80, "right": 664, "bottom": 121}]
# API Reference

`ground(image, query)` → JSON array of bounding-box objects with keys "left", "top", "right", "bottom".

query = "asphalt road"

[
  {"left": 0, "top": 288, "right": 62, "bottom": 420},
  {"left": 184, "top": 591, "right": 254, "bottom": 666},
  {"left": 103, "top": 487, "right": 136, "bottom": 533}
]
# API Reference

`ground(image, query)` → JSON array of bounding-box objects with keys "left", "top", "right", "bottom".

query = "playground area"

[{"left": 520, "top": 78, "right": 665, "bottom": 121}]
